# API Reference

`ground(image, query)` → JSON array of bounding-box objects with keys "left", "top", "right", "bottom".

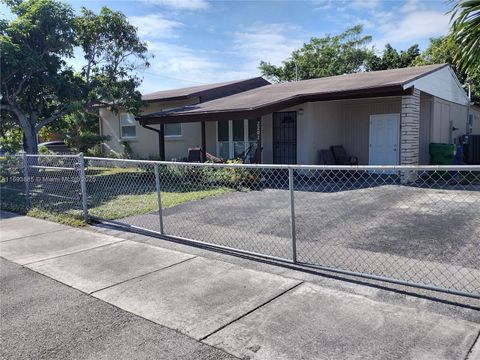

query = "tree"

[
  {"left": 259, "top": 25, "right": 374, "bottom": 82},
  {"left": 75, "top": 7, "right": 149, "bottom": 115},
  {"left": 40, "top": 111, "right": 109, "bottom": 153},
  {"left": 0, "top": 0, "right": 80, "bottom": 153},
  {"left": 413, "top": 36, "right": 479, "bottom": 103},
  {"left": 450, "top": 0, "right": 480, "bottom": 73},
  {"left": 62, "top": 6, "right": 149, "bottom": 154},
  {"left": 0, "top": 0, "right": 150, "bottom": 154},
  {"left": 0, "top": 112, "right": 22, "bottom": 154},
  {"left": 366, "top": 44, "right": 420, "bottom": 71}
]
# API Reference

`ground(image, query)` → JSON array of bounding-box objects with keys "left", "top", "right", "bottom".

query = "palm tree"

[{"left": 450, "top": 0, "right": 480, "bottom": 72}]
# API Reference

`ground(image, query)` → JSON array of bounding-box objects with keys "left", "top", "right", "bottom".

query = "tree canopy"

[
  {"left": 450, "top": 0, "right": 480, "bottom": 73},
  {"left": 259, "top": 26, "right": 373, "bottom": 82},
  {"left": 259, "top": 26, "right": 424, "bottom": 83},
  {"left": 0, "top": 0, "right": 150, "bottom": 153},
  {"left": 366, "top": 44, "right": 420, "bottom": 71},
  {"left": 76, "top": 6, "right": 149, "bottom": 115},
  {"left": 1, "top": 0, "right": 80, "bottom": 153},
  {"left": 259, "top": 22, "right": 478, "bottom": 105}
]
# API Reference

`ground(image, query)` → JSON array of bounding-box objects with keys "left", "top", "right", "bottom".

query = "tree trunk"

[
  {"left": 23, "top": 127, "right": 38, "bottom": 154},
  {"left": 3, "top": 104, "right": 40, "bottom": 154},
  {"left": 19, "top": 115, "right": 38, "bottom": 154}
]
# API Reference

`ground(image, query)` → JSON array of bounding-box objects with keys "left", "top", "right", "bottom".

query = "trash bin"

[{"left": 429, "top": 143, "right": 455, "bottom": 165}]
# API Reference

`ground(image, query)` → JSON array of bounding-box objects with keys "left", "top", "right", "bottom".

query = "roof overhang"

[
  {"left": 138, "top": 85, "right": 413, "bottom": 124},
  {"left": 402, "top": 64, "right": 469, "bottom": 105},
  {"left": 143, "top": 94, "right": 193, "bottom": 103}
]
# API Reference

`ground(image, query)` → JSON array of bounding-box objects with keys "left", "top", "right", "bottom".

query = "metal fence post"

[
  {"left": 289, "top": 167, "right": 297, "bottom": 263},
  {"left": 154, "top": 164, "right": 164, "bottom": 234},
  {"left": 78, "top": 153, "right": 89, "bottom": 223},
  {"left": 22, "top": 152, "right": 30, "bottom": 208}
]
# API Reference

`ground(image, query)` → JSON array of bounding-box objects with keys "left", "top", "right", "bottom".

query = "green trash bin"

[{"left": 429, "top": 143, "right": 455, "bottom": 165}]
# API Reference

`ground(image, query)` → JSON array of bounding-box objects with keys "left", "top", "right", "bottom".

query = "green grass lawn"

[
  {"left": 0, "top": 185, "right": 86, "bottom": 226},
  {"left": 89, "top": 187, "right": 230, "bottom": 220},
  {"left": 1, "top": 165, "right": 232, "bottom": 227}
]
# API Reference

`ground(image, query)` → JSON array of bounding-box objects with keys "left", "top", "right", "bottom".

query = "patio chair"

[
  {"left": 187, "top": 148, "right": 202, "bottom": 162},
  {"left": 187, "top": 148, "right": 225, "bottom": 163},
  {"left": 318, "top": 149, "right": 336, "bottom": 165},
  {"left": 330, "top": 145, "right": 358, "bottom": 165}
]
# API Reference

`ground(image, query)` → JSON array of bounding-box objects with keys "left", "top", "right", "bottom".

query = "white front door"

[{"left": 369, "top": 114, "right": 400, "bottom": 165}]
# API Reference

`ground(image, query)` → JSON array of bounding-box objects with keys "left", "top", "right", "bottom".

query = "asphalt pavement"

[{"left": 1, "top": 211, "right": 479, "bottom": 360}]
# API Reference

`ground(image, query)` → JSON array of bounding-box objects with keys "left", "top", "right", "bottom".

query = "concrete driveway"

[
  {"left": 120, "top": 185, "right": 480, "bottom": 294},
  {"left": 1, "top": 212, "right": 479, "bottom": 359}
]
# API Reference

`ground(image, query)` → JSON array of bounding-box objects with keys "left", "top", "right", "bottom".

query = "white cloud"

[
  {"left": 148, "top": 41, "right": 221, "bottom": 75},
  {"left": 313, "top": 0, "right": 379, "bottom": 12},
  {"left": 401, "top": 0, "right": 419, "bottom": 13},
  {"left": 137, "top": 41, "right": 253, "bottom": 92},
  {"left": 129, "top": 14, "right": 183, "bottom": 39},
  {"left": 311, "top": 0, "right": 334, "bottom": 10},
  {"left": 376, "top": 10, "right": 449, "bottom": 46},
  {"left": 340, "top": 14, "right": 376, "bottom": 29},
  {"left": 330, "top": 2, "right": 449, "bottom": 51},
  {"left": 142, "top": 0, "right": 209, "bottom": 11},
  {"left": 350, "top": 0, "right": 381, "bottom": 10},
  {"left": 234, "top": 24, "right": 304, "bottom": 70}
]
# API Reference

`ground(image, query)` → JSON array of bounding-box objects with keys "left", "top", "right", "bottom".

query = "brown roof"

[
  {"left": 142, "top": 77, "right": 270, "bottom": 102},
  {"left": 139, "top": 64, "right": 448, "bottom": 123}
]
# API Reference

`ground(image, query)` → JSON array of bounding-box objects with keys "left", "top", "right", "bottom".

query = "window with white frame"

[
  {"left": 162, "top": 106, "right": 183, "bottom": 137},
  {"left": 120, "top": 113, "right": 136, "bottom": 139},
  {"left": 217, "top": 119, "right": 258, "bottom": 161},
  {"left": 165, "top": 123, "right": 182, "bottom": 137}
]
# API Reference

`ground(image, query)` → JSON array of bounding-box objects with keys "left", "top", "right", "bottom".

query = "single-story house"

[
  {"left": 100, "top": 63, "right": 478, "bottom": 165},
  {"left": 99, "top": 77, "right": 270, "bottom": 159}
]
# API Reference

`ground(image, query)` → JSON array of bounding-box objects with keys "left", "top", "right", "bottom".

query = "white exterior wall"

[
  {"left": 257, "top": 94, "right": 465, "bottom": 166},
  {"left": 403, "top": 66, "right": 468, "bottom": 106},
  {"left": 100, "top": 98, "right": 202, "bottom": 160},
  {"left": 431, "top": 97, "right": 468, "bottom": 144},
  {"left": 340, "top": 97, "right": 402, "bottom": 165},
  {"left": 261, "top": 113, "right": 273, "bottom": 163},
  {"left": 470, "top": 106, "right": 480, "bottom": 134},
  {"left": 254, "top": 97, "right": 402, "bottom": 165},
  {"left": 256, "top": 103, "right": 342, "bottom": 164},
  {"left": 419, "top": 93, "right": 433, "bottom": 164},
  {"left": 109, "top": 90, "right": 467, "bottom": 165},
  {"left": 298, "top": 102, "right": 342, "bottom": 164}
]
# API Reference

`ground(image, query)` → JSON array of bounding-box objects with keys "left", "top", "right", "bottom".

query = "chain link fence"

[
  {"left": 1, "top": 153, "right": 479, "bottom": 298},
  {"left": 1, "top": 154, "right": 84, "bottom": 220}
]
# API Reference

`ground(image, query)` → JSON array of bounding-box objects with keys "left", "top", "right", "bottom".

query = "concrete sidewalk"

[{"left": 1, "top": 211, "right": 479, "bottom": 360}]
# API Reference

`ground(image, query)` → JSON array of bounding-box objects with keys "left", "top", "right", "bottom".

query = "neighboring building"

[
  {"left": 99, "top": 77, "right": 270, "bottom": 159},
  {"left": 101, "top": 64, "right": 472, "bottom": 165}
]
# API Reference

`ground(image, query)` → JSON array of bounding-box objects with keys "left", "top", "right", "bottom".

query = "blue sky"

[{"left": 1, "top": 0, "right": 453, "bottom": 93}]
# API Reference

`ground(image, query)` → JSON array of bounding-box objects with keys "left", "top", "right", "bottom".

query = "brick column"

[
  {"left": 400, "top": 88, "right": 420, "bottom": 165},
  {"left": 400, "top": 88, "right": 420, "bottom": 183}
]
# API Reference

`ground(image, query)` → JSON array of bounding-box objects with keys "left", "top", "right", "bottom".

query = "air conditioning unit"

[{"left": 460, "top": 135, "right": 480, "bottom": 164}]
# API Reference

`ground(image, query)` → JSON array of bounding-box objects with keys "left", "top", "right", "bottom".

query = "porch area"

[{"left": 138, "top": 89, "right": 429, "bottom": 166}]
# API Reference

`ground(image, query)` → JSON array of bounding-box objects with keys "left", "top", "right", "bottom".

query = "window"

[
  {"left": 217, "top": 119, "right": 258, "bottom": 162},
  {"left": 165, "top": 123, "right": 182, "bottom": 137},
  {"left": 120, "top": 113, "right": 136, "bottom": 139}
]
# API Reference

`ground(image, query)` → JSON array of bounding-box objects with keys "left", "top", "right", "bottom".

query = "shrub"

[
  {"left": 158, "top": 160, "right": 260, "bottom": 191},
  {"left": 0, "top": 156, "right": 23, "bottom": 182}
]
